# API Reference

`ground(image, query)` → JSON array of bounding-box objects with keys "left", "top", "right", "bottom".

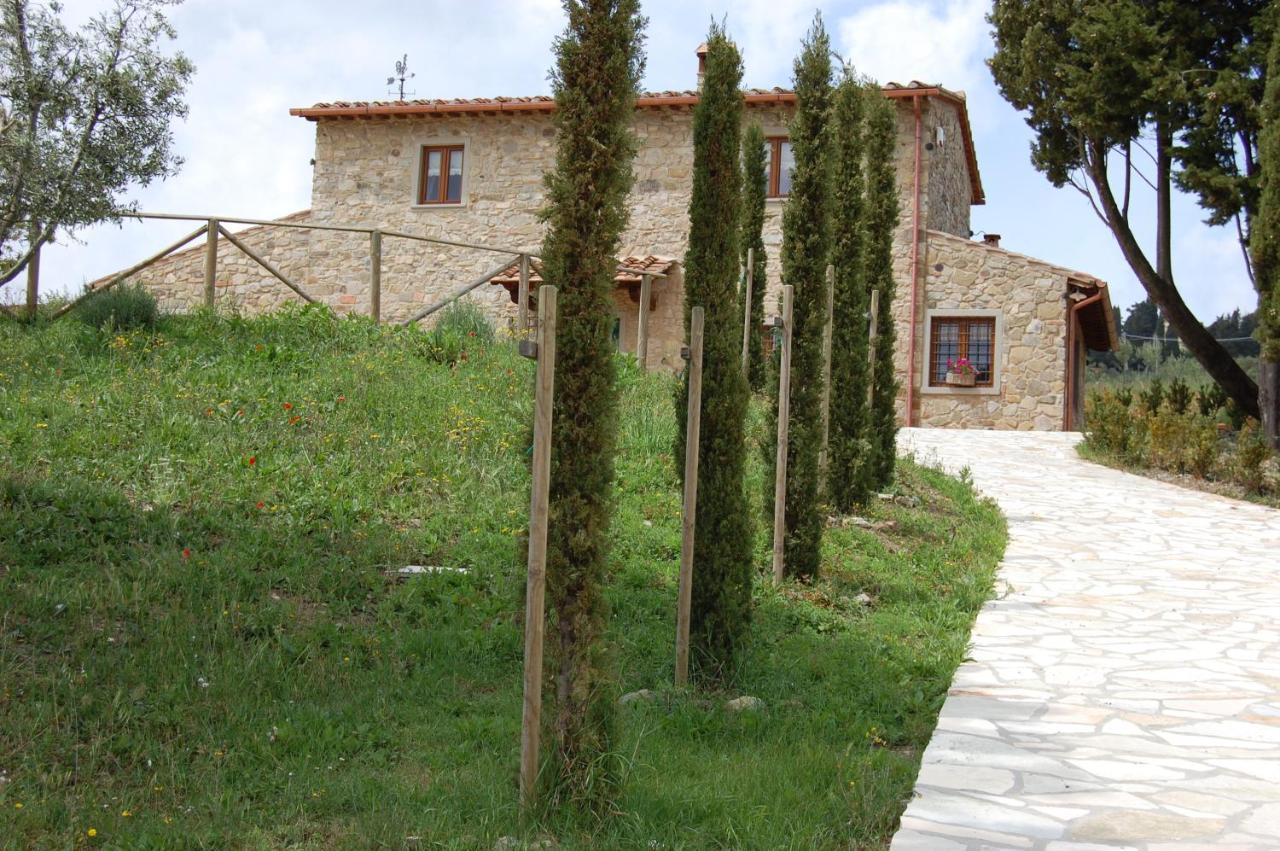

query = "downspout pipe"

[
  {"left": 1064, "top": 290, "right": 1104, "bottom": 431},
  {"left": 905, "top": 96, "right": 924, "bottom": 427}
]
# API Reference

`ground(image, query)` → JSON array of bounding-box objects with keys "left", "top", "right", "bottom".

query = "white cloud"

[{"left": 835, "top": 0, "right": 989, "bottom": 91}]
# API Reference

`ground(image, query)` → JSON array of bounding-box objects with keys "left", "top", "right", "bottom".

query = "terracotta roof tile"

[{"left": 489, "top": 255, "right": 676, "bottom": 286}]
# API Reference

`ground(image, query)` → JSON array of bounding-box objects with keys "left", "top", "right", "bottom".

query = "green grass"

[{"left": 0, "top": 306, "right": 1006, "bottom": 849}]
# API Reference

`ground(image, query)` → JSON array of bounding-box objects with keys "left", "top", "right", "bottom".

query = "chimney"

[
  {"left": 696, "top": 43, "right": 708, "bottom": 90},
  {"left": 982, "top": 233, "right": 1001, "bottom": 248}
]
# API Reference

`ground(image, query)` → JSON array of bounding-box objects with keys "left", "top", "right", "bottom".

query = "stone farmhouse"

[{"left": 124, "top": 47, "right": 1117, "bottom": 431}]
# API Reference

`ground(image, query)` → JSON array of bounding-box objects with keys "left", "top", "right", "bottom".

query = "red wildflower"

[
  {"left": 256, "top": 501, "right": 265, "bottom": 510},
  {"left": 288, "top": 416, "right": 301, "bottom": 426},
  {"left": 248, "top": 456, "right": 257, "bottom": 466},
  {"left": 182, "top": 548, "right": 191, "bottom": 560},
  {"left": 337, "top": 395, "right": 346, "bottom": 403},
  {"left": 282, "top": 402, "right": 293, "bottom": 411},
  {"left": 204, "top": 408, "right": 214, "bottom": 416}
]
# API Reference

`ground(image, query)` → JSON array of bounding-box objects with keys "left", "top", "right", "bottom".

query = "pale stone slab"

[{"left": 889, "top": 430, "right": 1280, "bottom": 851}]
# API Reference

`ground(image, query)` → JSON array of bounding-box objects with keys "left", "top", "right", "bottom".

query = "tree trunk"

[
  {"left": 25, "top": 235, "right": 41, "bottom": 321},
  {"left": 1261, "top": 359, "right": 1280, "bottom": 448},
  {"left": 1088, "top": 140, "right": 1260, "bottom": 418}
]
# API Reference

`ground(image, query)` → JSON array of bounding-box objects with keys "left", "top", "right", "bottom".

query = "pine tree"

[
  {"left": 673, "top": 25, "right": 753, "bottom": 681},
  {"left": 827, "top": 73, "right": 872, "bottom": 511},
  {"left": 863, "top": 89, "right": 900, "bottom": 488},
  {"left": 740, "top": 122, "right": 769, "bottom": 392},
  {"left": 1253, "top": 22, "right": 1280, "bottom": 448},
  {"left": 768, "top": 15, "right": 832, "bottom": 580},
  {"left": 538, "top": 0, "right": 645, "bottom": 805}
]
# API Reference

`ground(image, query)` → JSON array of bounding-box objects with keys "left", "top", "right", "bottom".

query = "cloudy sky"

[{"left": 17, "top": 0, "right": 1259, "bottom": 322}]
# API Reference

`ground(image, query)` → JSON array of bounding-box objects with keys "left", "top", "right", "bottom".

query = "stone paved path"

[{"left": 891, "top": 428, "right": 1280, "bottom": 851}]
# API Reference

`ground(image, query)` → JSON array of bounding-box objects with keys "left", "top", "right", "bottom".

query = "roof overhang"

[
  {"left": 290, "top": 84, "right": 985, "bottom": 206},
  {"left": 1070, "top": 279, "right": 1120, "bottom": 352}
]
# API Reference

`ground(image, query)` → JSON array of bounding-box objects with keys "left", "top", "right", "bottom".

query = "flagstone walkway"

[{"left": 891, "top": 428, "right": 1280, "bottom": 851}]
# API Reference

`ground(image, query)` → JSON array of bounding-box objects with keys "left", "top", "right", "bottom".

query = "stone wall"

[
  {"left": 910, "top": 230, "right": 1070, "bottom": 431},
  {"left": 924, "top": 99, "right": 972, "bottom": 239}
]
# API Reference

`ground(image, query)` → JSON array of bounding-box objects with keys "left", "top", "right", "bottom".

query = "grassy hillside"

[{"left": 0, "top": 306, "right": 1005, "bottom": 849}]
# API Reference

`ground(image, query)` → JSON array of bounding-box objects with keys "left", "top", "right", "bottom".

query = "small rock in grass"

[
  {"left": 393, "top": 565, "right": 470, "bottom": 581},
  {"left": 619, "top": 689, "right": 656, "bottom": 706},
  {"left": 724, "top": 695, "right": 765, "bottom": 713},
  {"left": 894, "top": 494, "right": 921, "bottom": 508},
  {"left": 876, "top": 492, "right": 894, "bottom": 500},
  {"left": 853, "top": 592, "right": 872, "bottom": 606}
]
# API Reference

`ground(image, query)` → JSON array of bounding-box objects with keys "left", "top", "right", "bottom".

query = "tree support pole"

[
  {"left": 741, "top": 247, "right": 754, "bottom": 377},
  {"left": 772, "top": 285, "right": 794, "bottom": 584},
  {"left": 519, "top": 285, "right": 557, "bottom": 811},
  {"left": 675, "top": 306, "right": 704, "bottom": 686},
  {"left": 868, "top": 289, "right": 880, "bottom": 404}
]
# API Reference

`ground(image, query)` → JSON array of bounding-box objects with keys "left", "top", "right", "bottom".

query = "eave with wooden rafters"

[{"left": 289, "top": 83, "right": 985, "bottom": 206}]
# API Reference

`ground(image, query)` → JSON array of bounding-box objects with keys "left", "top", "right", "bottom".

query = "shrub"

[
  {"left": 1167, "top": 377, "right": 1192, "bottom": 414},
  {"left": 1147, "top": 409, "right": 1218, "bottom": 476},
  {"left": 1083, "top": 389, "right": 1132, "bottom": 456},
  {"left": 1231, "top": 419, "right": 1275, "bottom": 493},
  {"left": 1195, "top": 382, "right": 1227, "bottom": 417},
  {"left": 75, "top": 282, "right": 158, "bottom": 331},
  {"left": 433, "top": 301, "right": 495, "bottom": 344},
  {"left": 1138, "top": 378, "right": 1165, "bottom": 413},
  {"left": 1116, "top": 386, "right": 1134, "bottom": 408}
]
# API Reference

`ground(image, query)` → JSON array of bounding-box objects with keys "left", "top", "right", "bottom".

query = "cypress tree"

[
  {"left": 863, "top": 89, "right": 900, "bottom": 488},
  {"left": 674, "top": 25, "right": 753, "bottom": 681},
  {"left": 538, "top": 0, "right": 645, "bottom": 804},
  {"left": 740, "top": 122, "right": 769, "bottom": 392},
  {"left": 827, "top": 72, "right": 872, "bottom": 511},
  {"left": 769, "top": 15, "right": 832, "bottom": 580},
  {"left": 1253, "top": 23, "right": 1280, "bottom": 448}
]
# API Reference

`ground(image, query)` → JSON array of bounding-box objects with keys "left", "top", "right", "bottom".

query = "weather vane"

[{"left": 387, "top": 54, "right": 415, "bottom": 101}]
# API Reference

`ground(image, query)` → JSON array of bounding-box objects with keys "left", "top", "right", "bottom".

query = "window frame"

[
  {"left": 764, "top": 136, "right": 793, "bottom": 199},
  {"left": 416, "top": 144, "right": 466, "bottom": 206},
  {"left": 923, "top": 309, "right": 1003, "bottom": 395}
]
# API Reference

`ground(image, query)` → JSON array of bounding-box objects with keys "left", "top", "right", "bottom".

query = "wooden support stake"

[
  {"left": 637, "top": 273, "right": 652, "bottom": 371},
  {"left": 519, "top": 285, "right": 557, "bottom": 811},
  {"left": 675, "top": 306, "right": 704, "bottom": 687},
  {"left": 370, "top": 230, "right": 382, "bottom": 323},
  {"left": 50, "top": 225, "right": 210, "bottom": 320},
  {"left": 868, "top": 289, "right": 881, "bottom": 404},
  {"left": 772, "top": 286, "right": 795, "bottom": 584},
  {"left": 517, "top": 253, "right": 531, "bottom": 333},
  {"left": 218, "top": 225, "right": 319, "bottom": 305},
  {"left": 820, "top": 264, "right": 834, "bottom": 479},
  {"left": 203, "top": 219, "right": 218, "bottom": 309},
  {"left": 25, "top": 239, "right": 40, "bottom": 321},
  {"left": 741, "top": 247, "right": 754, "bottom": 377}
]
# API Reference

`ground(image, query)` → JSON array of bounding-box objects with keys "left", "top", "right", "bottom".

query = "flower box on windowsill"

[{"left": 944, "top": 371, "right": 977, "bottom": 388}]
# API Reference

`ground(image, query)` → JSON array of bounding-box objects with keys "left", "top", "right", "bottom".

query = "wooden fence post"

[
  {"left": 370, "top": 230, "right": 382, "bottom": 323},
  {"left": 637, "top": 273, "right": 652, "bottom": 371},
  {"left": 519, "top": 285, "right": 557, "bottom": 811},
  {"left": 740, "top": 247, "right": 754, "bottom": 377},
  {"left": 772, "top": 285, "right": 795, "bottom": 584},
  {"left": 867, "top": 289, "right": 880, "bottom": 404},
  {"left": 517, "top": 254, "right": 531, "bottom": 333},
  {"left": 203, "top": 219, "right": 218, "bottom": 309},
  {"left": 25, "top": 240, "right": 40, "bottom": 321},
  {"left": 675, "top": 306, "right": 704, "bottom": 687},
  {"left": 820, "top": 264, "right": 834, "bottom": 479}
]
